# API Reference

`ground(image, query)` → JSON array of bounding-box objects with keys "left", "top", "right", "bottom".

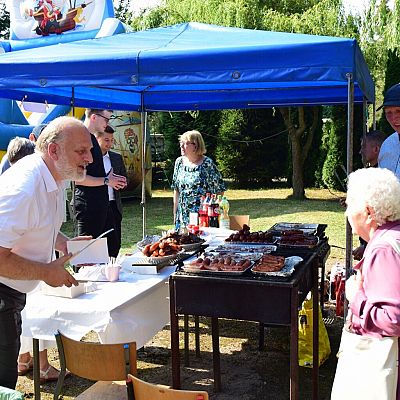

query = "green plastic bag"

[
  {"left": 298, "top": 293, "right": 331, "bottom": 367},
  {"left": 0, "top": 386, "right": 24, "bottom": 400}
]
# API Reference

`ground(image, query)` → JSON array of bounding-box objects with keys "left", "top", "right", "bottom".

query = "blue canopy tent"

[
  {"left": 0, "top": 22, "right": 374, "bottom": 109},
  {"left": 0, "top": 22, "right": 375, "bottom": 273}
]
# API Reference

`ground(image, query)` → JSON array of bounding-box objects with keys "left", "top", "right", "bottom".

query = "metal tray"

[
  {"left": 182, "top": 260, "right": 254, "bottom": 276},
  {"left": 213, "top": 244, "right": 277, "bottom": 253},
  {"left": 224, "top": 239, "right": 277, "bottom": 246},
  {"left": 269, "top": 222, "right": 318, "bottom": 235},
  {"left": 136, "top": 235, "right": 204, "bottom": 252},
  {"left": 277, "top": 235, "right": 319, "bottom": 249},
  {"left": 251, "top": 256, "right": 303, "bottom": 278},
  {"left": 129, "top": 250, "right": 185, "bottom": 265},
  {"left": 204, "top": 251, "right": 263, "bottom": 261}
]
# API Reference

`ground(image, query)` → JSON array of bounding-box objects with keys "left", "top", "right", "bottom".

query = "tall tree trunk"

[{"left": 279, "top": 106, "right": 319, "bottom": 199}]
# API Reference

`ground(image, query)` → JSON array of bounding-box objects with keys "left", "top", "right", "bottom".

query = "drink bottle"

[
  {"left": 208, "top": 194, "right": 219, "bottom": 227},
  {"left": 198, "top": 195, "right": 208, "bottom": 227},
  {"left": 219, "top": 196, "right": 230, "bottom": 229}
]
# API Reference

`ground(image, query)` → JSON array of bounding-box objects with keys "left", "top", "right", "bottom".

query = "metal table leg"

[
  {"left": 169, "top": 278, "right": 181, "bottom": 389},
  {"left": 194, "top": 315, "right": 200, "bottom": 357},
  {"left": 183, "top": 314, "right": 190, "bottom": 366},
  {"left": 258, "top": 322, "right": 265, "bottom": 351},
  {"left": 33, "top": 338, "right": 40, "bottom": 400},
  {"left": 290, "top": 288, "right": 299, "bottom": 400},
  {"left": 211, "top": 317, "right": 221, "bottom": 392}
]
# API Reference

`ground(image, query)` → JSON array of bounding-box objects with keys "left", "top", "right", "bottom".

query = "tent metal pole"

[
  {"left": 140, "top": 110, "right": 148, "bottom": 239},
  {"left": 344, "top": 73, "right": 354, "bottom": 319},
  {"left": 372, "top": 102, "right": 376, "bottom": 129},
  {"left": 363, "top": 97, "right": 367, "bottom": 137}
]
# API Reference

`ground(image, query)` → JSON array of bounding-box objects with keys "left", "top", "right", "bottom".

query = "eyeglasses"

[
  {"left": 95, "top": 113, "right": 110, "bottom": 124},
  {"left": 180, "top": 141, "right": 196, "bottom": 147}
]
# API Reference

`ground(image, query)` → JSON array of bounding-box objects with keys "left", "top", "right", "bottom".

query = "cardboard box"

[{"left": 41, "top": 283, "right": 86, "bottom": 298}]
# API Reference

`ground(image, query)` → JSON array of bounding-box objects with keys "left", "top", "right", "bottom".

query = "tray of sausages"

[
  {"left": 251, "top": 255, "right": 303, "bottom": 277},
  {"left": 182, "top": 254, "right": 255, "bottom": 275},
  {"left": 139, "top": 236, "right": 184, "bottom": 264},
  {"left": 277, "top": 233, "right": 319, "bottom": 249}
]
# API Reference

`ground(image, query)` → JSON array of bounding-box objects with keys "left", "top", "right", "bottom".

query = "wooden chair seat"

[
  {"left": 128, "top": 374, "right": 208, "bottom": 400},
  {"left": 75, "top": 381, "right": 127, "bottom": 400},
  {"left": 54, "top": 331, "right": 136, "bottom": 400}
]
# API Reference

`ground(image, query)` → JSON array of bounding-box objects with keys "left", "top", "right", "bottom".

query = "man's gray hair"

[
  {"left": 7, "top": 137, "right": 35, "bottom": 164},
  {"left": 36, "top": 116, "right": 86, "bottom": 153}
]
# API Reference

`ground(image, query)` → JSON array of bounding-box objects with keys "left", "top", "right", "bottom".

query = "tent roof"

[{"left": 0, "top": 22, "right": 375, "bottom": 111}]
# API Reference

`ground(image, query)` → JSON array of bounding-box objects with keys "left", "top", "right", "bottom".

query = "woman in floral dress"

[{"left": 172, "top": 130, "right": 226, "bottom": 230}]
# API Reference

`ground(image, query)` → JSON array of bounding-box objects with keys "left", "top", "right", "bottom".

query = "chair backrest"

[
  {"left": 55, "top": 331, "right": 137, "bottom": 381},
  {"left": 128, "top": 374, "right": 209, "bottom": 400},
  {"left": 229, "top": 215, "right": 250, "bottom": 231}
]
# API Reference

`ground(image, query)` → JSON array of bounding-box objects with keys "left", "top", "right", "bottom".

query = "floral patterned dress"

[{"left": 171, "top": 156, "right": 226, "bottom": 229}]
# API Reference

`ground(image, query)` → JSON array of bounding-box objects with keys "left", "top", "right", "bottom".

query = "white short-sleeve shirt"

[
  {"left": 378, "top": 132, "right": 400, "bottom": 179},
  {"left": 0, "top": 153, "right": 65, "bottom": 293}
]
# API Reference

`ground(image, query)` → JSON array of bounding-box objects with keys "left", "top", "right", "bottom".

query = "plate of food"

[
  {"left": 225, "top": 225, "right": 276, "bottom": 244},
  {"left": 251, "top": 255, "right": 303, "bottom": 277},
  {"left": 269, "top": 222, "right": 319, "bottom": 235},
  {"left": 182, "top": 254, "right": 254, "bottom": 275},
  {"left": 137, "top": 232, "right": 205, "bottom": 252}
]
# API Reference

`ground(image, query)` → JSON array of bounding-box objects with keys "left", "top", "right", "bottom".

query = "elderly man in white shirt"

[
  {"left": 0, "top": 116, "right": 93, "bottom": 389},
  {"left": 378, "top": 83, "right": 400, "bottom": 178}
]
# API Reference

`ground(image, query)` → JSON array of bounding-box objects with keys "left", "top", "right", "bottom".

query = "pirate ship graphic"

[{"left": 28, "top": 0, "right": 91, "bottom": 36}]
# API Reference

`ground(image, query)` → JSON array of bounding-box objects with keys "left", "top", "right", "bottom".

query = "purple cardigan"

[{"left": 349, "top": 220, "right": 400, "bottom": 399}]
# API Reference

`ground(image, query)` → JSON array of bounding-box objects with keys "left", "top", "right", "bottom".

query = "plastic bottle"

[
  {"left": 219, "top": 196, "right": 230, "bottom": 229},
  {"left": 198, "top": 195, "right": 208, "bottom": 227},
  {"left": 208, "top": 194, "right": 219, "bottom": 227}
]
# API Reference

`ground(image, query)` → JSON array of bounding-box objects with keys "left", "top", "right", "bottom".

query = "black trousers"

[
  {"left": 106, "top": 201, "right": 122, "bottom": 258},
  {"left": 77, "top": 201, "right": 122, "bottom": 258},
  {"left": 0, "top": 283, "right": 26, "bottom": 389}
]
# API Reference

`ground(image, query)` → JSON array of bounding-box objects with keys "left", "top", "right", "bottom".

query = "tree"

[
  {"left": 130, "top": 0, "right": 361, "bottom": 198},
  {"left": 280, "top": 107, "right": 319, "bottom": 198},
  {"left": 0, "top": 2, "right": 10, "bottom": 39},
  {"left": 216, "top": 108, "right": 288, "bottom": 187}
]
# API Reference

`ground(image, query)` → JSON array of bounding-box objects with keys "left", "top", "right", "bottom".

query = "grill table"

[{"left": 169, "top": 250, "right": 320, "bottom": 400}]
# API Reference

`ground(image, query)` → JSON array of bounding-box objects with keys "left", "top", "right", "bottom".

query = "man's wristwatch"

[{"left": 104, "top": 177, "right": 109, "bottom": 186}]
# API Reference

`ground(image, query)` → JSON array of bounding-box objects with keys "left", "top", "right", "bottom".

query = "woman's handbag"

[{"left": 331, "top": 326, "right": 398, "bottom": 400}]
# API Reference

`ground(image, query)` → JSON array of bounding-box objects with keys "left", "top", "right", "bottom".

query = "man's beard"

[{"left": 55, "top": 153, "right": 86, "bottom": 181}]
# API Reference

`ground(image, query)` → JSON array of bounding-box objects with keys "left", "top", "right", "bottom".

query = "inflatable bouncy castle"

[{"left": 0, "top": 1, "right": 150, "bottom": 195}]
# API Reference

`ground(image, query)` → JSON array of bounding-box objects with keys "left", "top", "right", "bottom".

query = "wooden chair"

[
  {"left": 54, "top": 330, "right": 137, "bottom": 400},
  {"left": 128, "top": 374, "right": 209, "bottom": 400},
  {"left": 229, "top": 215, "right": 250, "bottom": 230}
]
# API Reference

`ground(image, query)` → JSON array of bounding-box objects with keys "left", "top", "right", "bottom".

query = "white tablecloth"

[
  {"left": 21, "top": 228, "right": 233, "bottom": 349},
  {"left": 21, "top": 265, "right": 175, "bottom": 348}
]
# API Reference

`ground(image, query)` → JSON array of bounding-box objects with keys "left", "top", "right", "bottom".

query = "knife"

[{"left": 69, "top": 228, "right": 114, "bottom": 262}]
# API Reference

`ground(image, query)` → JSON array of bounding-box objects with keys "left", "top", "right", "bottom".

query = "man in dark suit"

[
  {"left": 95, "top": 125, "right": 128, "bottom": 256},
  {"left": 73, "top": 109, "right": 127, "bottom": 257}
]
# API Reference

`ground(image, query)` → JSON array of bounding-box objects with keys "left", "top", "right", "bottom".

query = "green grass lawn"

[{"left": 62, "top": 187, "right": 350, "bottom": 268}]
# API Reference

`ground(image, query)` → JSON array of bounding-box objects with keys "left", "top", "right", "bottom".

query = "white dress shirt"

[
  {"left": 103, "top": 152, "right": 115, "bottom": 201},
  {"left": 0, "top": 153, "right": 64, "bottom": 293}
]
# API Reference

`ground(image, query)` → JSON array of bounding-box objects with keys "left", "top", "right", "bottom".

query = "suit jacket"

[
  {"left": 74, "top": 134, "right": 108, "bottom": 222},
  {"left": 109, "top": 150, "right": 128, "bottom": 216}
]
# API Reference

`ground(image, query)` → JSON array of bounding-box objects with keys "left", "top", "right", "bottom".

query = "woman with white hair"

[{"left": 332, "top": 167, "right": 400, "bottom": 400}]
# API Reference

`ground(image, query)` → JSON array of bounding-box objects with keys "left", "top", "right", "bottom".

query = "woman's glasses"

[{"left": 180, "top": 141, "right": 195, "bottom": 147}]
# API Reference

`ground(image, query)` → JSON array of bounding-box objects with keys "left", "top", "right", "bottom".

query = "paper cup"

[{"left": 105, "top": 265, "right": 121, "bottom": 282}]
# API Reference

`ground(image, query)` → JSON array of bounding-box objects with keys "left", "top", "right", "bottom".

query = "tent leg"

[
  {"left": 344, "top": 73, "right": 354, "bottom": 319},
  {"left": 141, "top": 111, "right": 148, "bottom": 239}
]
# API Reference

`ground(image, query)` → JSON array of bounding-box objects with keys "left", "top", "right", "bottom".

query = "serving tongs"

[{"left": 175, "top": 243, "right": 208, "bottom": 272}]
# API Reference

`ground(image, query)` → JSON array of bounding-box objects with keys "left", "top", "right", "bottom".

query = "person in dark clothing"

[
  {"left": 94, "top": 125, "right": 128, "bottom": 256},
  {"left": 352, "top": 130, "right": 386, "bottom": 260},
  {"left": 72, "top": 109, "right": 127, "bottom": 257}
]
